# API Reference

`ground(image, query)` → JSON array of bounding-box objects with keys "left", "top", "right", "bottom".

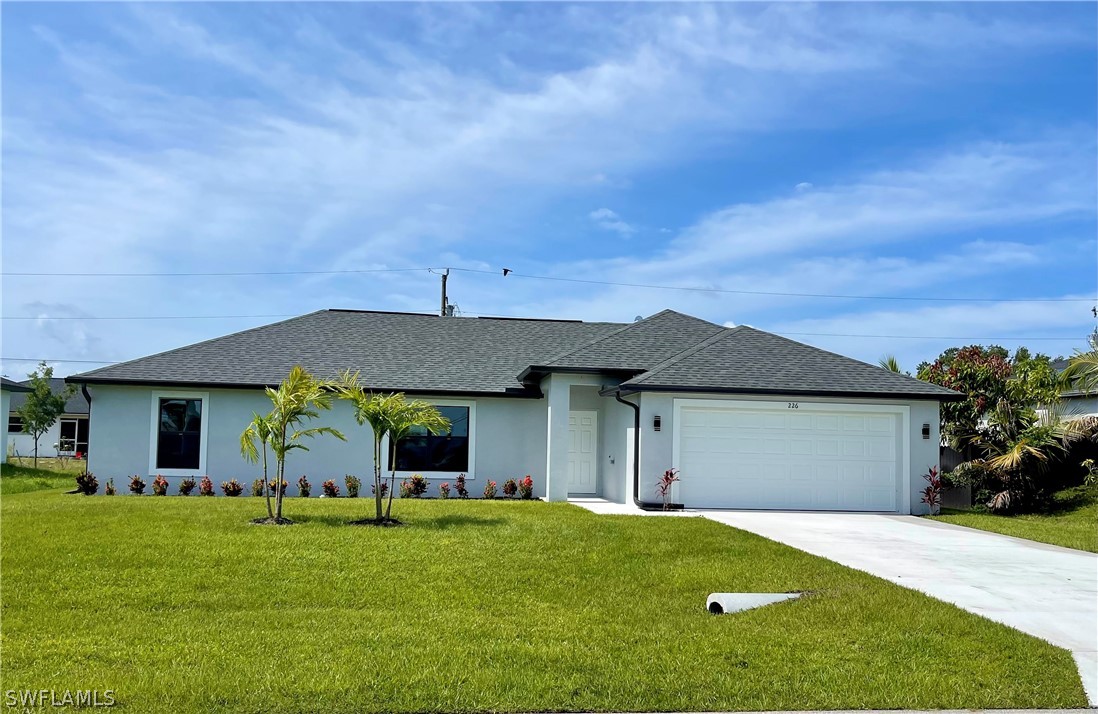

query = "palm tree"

[
  {"left": 240, "top": 411, "right": 275, "bottom": 519},
  {"left": 878, "top": 355, "right": 903, "bottom": 373},
  {"left": 337, "top": 371, "right": 449, "bottom": 524},
  {"left": 242, "top": 366, "right": 345, "bottom": 523},
  {"left": 1061, "top": 349, "right": 1098, "bottom": 396}
]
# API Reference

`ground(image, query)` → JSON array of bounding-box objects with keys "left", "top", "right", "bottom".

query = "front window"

[
  {"left": 8, "top": 415, "right": 23, "bottom": 434},
  {"left": 156, "top": 398, "right": 202, "bottom": 469},
  {"left": 389, "top": 405, "right": 470, "bottom": 472}
]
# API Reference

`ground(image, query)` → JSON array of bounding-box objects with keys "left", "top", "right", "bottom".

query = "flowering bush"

[
  {"left": 179, "top": 478, "right": 197, "bottom": 496},
  {"left": 151, "top": 475, "right": 169, "bottom": 496},
  {"left": 104, "top": 479, "right": 116, "bottom": 496},
  {"left": 252, "top": 478, "right": 265, "bottom": 497},
  {"left": 502, "top": 478, "right": 518, "bottom": 498},
  {"left": 198, "top": 475, "right": 215, "bottom": 497},
  {"left": 268, "top": 479, "right": 289, "bottom": 498},
  {"left": 518, "top": 475, "right": 534, "bottom": 500},
  {"left": 655, "top": 468, "right": 680, "bottom": 510},
  {"left": 322, "top": 479, "right": 340, "bottom": 498},
  {"left": 455, "top": 474, "right": 469, "bottom": 499},
  {"left": 345, "top": 475, "right": 361, "bottom": 499},
  {"left": 128, "top": 475, "right": 146, "bottom": 495},
  {"left": 483, "top": 480, "right": 498, "bottom": 499},
  {"left": 439, "top": 482, "right": 451, "bottom": 499},
  {"left": 920, "top": 466, "right": 942, "bottom": 514},
  {"left": 371, "top": 481, "right": 388, "bottom": 497},
  {"left": 220, "top": 479, "right": 243, "bottom": 497},
  {"left": 399, "top": 480, "right": 413, "bottom": 498},
  {"left": 75, "top": 472, "right": 98, "bottom": 496},
  {"left": 297, "top": 475, "right": 311, "bottom": 497},
  {"left": 409, "top": 474, "right": 428, "bottom": 498}
]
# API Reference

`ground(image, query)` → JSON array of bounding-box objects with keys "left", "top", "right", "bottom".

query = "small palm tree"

[
  {"left": 337, "top": 371, "right": 449, "bottom": 524},
  {"left": 240, "top": 411, "right": 275, "bottom": 519},
  {"left": 241, "top": 366, "right": 345, "bottom": 524},
  {"left": 878, "top": 355, "right": 903, "bottom": 373}
]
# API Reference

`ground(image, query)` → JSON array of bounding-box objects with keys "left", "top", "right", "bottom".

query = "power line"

[
  {"left": 0, "top": 267, "right": 429, "bottom": 277},
  {"left": 1, "top": 314, "right": 297, "bottom": 321},
  {"left": 451, "top": 267, "right": 1093, "bottom": 303},
  {"left": 779, "top": 332, "right": 1083, "bottom": 342}
]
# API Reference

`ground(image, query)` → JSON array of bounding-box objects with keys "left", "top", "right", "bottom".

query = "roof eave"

[
  {"left": 616, "top": 383, "right": 965, "bottom": 401},
  {"left": 66, "top": 375, "right": 543, "bottom": 399}
]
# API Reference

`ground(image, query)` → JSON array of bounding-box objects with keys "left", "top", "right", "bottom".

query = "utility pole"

[{"left": 440, "top": 269, "right": 450, "bottom": 317}]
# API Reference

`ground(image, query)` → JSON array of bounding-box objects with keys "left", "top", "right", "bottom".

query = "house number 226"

[{"left": 787, "top": 402, "right": 800, "bottom": 409}]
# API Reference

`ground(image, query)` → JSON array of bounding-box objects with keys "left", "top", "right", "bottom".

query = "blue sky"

[{"left": 2, "top": 2, "right": 1096, "bottom": 379}]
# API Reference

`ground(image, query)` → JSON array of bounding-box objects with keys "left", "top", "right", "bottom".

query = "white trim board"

[{"left": 148, "top": 391, "right": 210, "bottom": 477}]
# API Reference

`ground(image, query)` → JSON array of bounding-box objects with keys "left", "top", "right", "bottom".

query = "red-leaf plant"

[
  {"left": 920, "top": 466, "right": 942, "bottom": 514},
  {"left": 655, "top": 468, "right": 680, "bottom": 510}
]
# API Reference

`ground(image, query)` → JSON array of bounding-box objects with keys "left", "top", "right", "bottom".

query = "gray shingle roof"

[
  {"left": 9, "top": 378, "right": 89, "bottom": 414},
  {"left": 66, "top": 308, "right": 960, "bottom": 401},
  {"left": 69, "top": 310, "right": 625, "bottom": 395},
  {"left": 544, "top": 309, "right": 725, "bottom": 371},
  {"left": 623, "top": 326, "right": 961, "bottom": 399},
  {"left": 1, "top": 377, "right": 31, "bottom": 393}
]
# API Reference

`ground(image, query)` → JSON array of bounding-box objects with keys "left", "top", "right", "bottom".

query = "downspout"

[
  {"left": 79, "top": 383, "right": 92, "bottom": 471},
  {"left": 611, "top": 389, "right": 682, "bottom": 512}
]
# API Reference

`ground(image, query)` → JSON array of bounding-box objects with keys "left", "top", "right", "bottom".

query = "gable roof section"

[
  {"left": 623, "top": 326, "right": 961, "bottom": 400},
  {"left": 9, "top": 378, "right": 89, "bottom": 414},
  {"left": 1, "top": 377, "right": 31, "bottom": 393},
  {"left": 543, "top": 309, "right": 725, "bottom": 371},
  {"left": 68, "top": 310, "right": 625, "bottom": 395}
]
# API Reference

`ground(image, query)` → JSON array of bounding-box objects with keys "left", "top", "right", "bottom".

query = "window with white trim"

[
  {"left": 8, "top": 415, "right": 23, "bottom": 434},
  {"left": 148, "top": 391, "right": 209, "bottom": 475},
  {"left": 387, "top": 404, "right": 473, "bottom": 474}
]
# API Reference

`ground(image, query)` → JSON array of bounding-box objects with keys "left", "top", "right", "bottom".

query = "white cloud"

[{"left": 589, "top": 208, "right": 635, "bottom": 236}]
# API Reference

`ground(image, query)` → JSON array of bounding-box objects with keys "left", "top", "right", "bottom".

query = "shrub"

[
  {"left": 322, "top": 479, "right": 340, "bottom": 498},
  {"left": 518, "top": 475, "right": 534, "bottom": 500},
  {"left": 268, "top": 479, "right": 289, "bottom": 498},
  {"left": 920, "top": 466, "right": 942, "bottom": 514},
  {"left": 221, "top": 479, "right": 244, "bottom": 497},
  {"left": 345, "top": 474, "right": 361, "bottom": 499},
  {"left": 455, "top": 474, "right": 469, "bottom": 499},
  {"left": 1083, "top": 458, "right": 1098, "bottom": 487},
  {"left": 179, "top": 477, "right": 197, "bottom": 496},
  {"left": 128, "top": 475, "right": 146, "bottom": 495},
  {"left": 198, "top": 476, "right": 215, "bottom": 497},
  {"left": 151, "top": 475, "right": 169, "bottom": 496},
  {"left": 439, "top": 482, "right": 451, "bottom": 499},
  {"left": 502, "top": 478, "right": 518, "bottom": 498},
  {"left": 409, "top": 474, "right": 428, "bottom": 498},
  {"left": 297, "top": 475, "right": 311, "bottom": 497},
  {"left": 483, "top": 480, "right": 497, "bottom": 499},
  {"left": 399, "top": 480, "right": 413, "bottom": 499},
  {"left": 104, "top": 479, "right": 116, "bottom": 496},
  {"left": 252, "top": 478, "right": 265, "bottom": 497},
  {"left": 371, "top": 481, "right": 388, "bottom": 497},
  {"left": 75, "top": 472, "right": 98, "bottom": 496}
]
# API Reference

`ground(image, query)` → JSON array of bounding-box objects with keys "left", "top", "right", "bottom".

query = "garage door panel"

[{"left": 677, "top": 404, "right": 900, "bottom": 512}]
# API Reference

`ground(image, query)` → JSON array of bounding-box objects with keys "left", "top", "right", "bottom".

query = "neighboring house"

[
  {"left": 1, "top": 378, "right": 32, "bottom": 464},
  {"left": 1052, "top": 358, "right": 1098, "bottom": 418},
  {"left": 7, "top": 378, "right": 91, "bottom": 459},
  {"left": 66, "top": 309, "right": 959, "bottom": 514}
]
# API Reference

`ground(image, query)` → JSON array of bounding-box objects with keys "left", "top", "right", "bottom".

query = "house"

[
  {"left": 65, "top": 309, "right": 959, "bottom": 513},
  {"left": 1, "top": 377, "right": 32, "bottom": 464},
  {"left": 6, "top": 378, "right": 91, "bottom": 459}
]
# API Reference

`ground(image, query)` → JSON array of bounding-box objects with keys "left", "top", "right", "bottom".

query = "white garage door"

[{"left": 675, "top": 401, "right": 902, "bottom": 512}]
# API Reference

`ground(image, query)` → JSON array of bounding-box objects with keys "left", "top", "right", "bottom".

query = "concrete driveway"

[{"left": 701, "top": 511, "right": 1098, "bottom": 705}]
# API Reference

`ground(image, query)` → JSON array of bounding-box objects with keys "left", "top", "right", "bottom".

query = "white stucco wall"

[
  {"left": 7, "top": 421, "right": 63, "bottom": 460},
  {"left": 1, "top": 391, "right": 9, "bottom": 464},
  {"left": 635, "top": 391, "right": 941, "bottom": 515},
  {"left": 86, "top": 384, "right": 550, "bottom": 497}
]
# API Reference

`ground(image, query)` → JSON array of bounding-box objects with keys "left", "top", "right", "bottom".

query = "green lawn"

[
  {"left": 931, "top": 485, "right": 1098, "bottom": 553},
  {"left": 0, "top": 489, "right": 1087, "bottom": 712},
  {"left": 0, "top": 462, "right": 78, "bottom": 495}
]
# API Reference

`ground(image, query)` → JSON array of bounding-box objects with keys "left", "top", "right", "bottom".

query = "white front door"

[{"left": 567, "top": 411, "right": 598, "bottom": 495}]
